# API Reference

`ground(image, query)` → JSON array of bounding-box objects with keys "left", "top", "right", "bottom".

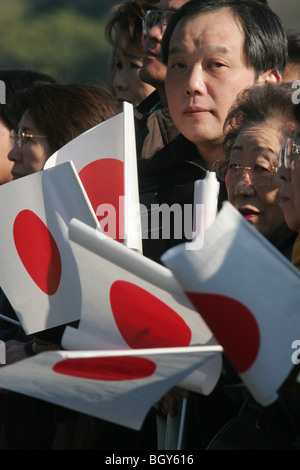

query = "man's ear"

[{"left": 257, "top": 69, "right": 282, "bottom": 84}]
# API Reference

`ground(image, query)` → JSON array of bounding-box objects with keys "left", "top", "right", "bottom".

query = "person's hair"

[
  {"left": 161, "top": 0, "right": 287, "bottom": 76},
  {"left": 16, "top": 82, "right": 116, "bottom": 153},
  {"left": 105, "top": 0, "right": 158, "bottom": 54},
  {"left": 0, "top": 68, "right": 55, "bottom": 130},
  {"left": 223, "top": 82, "right": 296, "bottom": 158},
  {"left": 287, "top": 30, "right": 300, "bottom": 65}
]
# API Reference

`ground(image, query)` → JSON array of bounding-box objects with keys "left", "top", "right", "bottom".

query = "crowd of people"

[{"left": 0, "top": 0, "right": 299, "bottom": 450}]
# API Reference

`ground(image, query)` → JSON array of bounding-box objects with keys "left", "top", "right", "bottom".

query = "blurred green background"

[{"left": 0, "top": 0, "right": 298, "bottom": 86}]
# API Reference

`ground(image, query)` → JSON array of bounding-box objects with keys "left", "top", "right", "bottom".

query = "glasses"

[
  {"left": 279, "top": 137, "right": 300, "bottom": 169},
  {"left": 217, "top": 162, "right": 278, "bottom": 187},
  {"left": 10, "top": 129, "right": 47, "bottom": 149},
  {"left": 142, "top": 9, "right": 175, "bottom": 36}
]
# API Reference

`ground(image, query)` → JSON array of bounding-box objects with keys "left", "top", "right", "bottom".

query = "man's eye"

[
  {"left": 171, "top": 62, "right": 185, "bottom": 70},
  {"left": 208, "top": 61, "right": 225, "bottom": 69}
]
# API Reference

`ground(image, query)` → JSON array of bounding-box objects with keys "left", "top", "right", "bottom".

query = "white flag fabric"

[
  {"left": 63, "top": 218, "right": 222, "bottom": 395},
  {"left": 188, "top": 172, "right": 220, "bottom": 251},
  {"left": 194, "top": 171, "right": 220, "bottom": 230},
  {"left": 0, "top": 346, "right": 222, "bottom": 430},
  {"left": 0, "top": 162, "right": 98, "bottom": 334},
  {"left": 44, "top": 102, "right": 142, "bottom": 253},
  {"left": 162, "top": 201, "right": 300, "bottom": 406}
]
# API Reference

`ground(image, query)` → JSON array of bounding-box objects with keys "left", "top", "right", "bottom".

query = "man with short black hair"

[{"left": 141, "top": 0, "right": 286, "bottom": 260}]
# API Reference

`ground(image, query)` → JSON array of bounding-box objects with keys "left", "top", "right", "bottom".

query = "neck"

[
  {"left": 157, "top": 84, "right": 168, "bottom": 107},
  {"left": 195, "top": 141, "right": 225, "bottom": 170}
]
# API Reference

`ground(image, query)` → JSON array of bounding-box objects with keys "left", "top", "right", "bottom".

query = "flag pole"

[
  {"left": 0, "top": 314, "right": 21, "bottom": 327},
  {"left": 177, "top": 397, "right": 187, "bottom": 450}
]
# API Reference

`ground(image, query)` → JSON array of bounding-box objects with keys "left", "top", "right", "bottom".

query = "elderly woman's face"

[
  {"left": 8, "top": 110, "right": 53, "bottom": 179},
  {"left": 278, "top": 121, "right": 300, "bottom": 232},
  {"left": 226, "top": 119, "right": 286, "bottom": 239}
]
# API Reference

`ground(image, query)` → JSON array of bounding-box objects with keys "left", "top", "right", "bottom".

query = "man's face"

[
  {"left": 165, "top": 8, "right": 266, "bottom": 164},
  {"left": 139, "top": 0, "right": 190, "bottom": 92}
]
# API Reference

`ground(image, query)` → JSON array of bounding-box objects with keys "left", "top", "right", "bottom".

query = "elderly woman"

[
  {"left": 207, "top": 82, "right": 300, "bottom": 450},
  {"left": 278, "top": 102, "right": 300, "bottom": 267},
  {"left": 218, "top": 81, "right": 297, "bottom": 258}
]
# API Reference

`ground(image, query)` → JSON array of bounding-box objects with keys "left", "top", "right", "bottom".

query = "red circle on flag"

[
  {"left": 13, "top": 209, "right": 62, "bottom": 295},
  {"left": 187, "top": 292, "right": 260, "bottom": 373},
  {"left": 79, "top": 159, "right": 124, "bottom": 243},
  {"left": 53, "top": 356, "right": 156, "bottom": 381},
  {"left": 110, "top": 280, "right": 192, "bottom": 348}
]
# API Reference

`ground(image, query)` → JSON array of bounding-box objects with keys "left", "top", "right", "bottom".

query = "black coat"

[{"left": 138, "top": 133, "right": 227, "bottom": 263}]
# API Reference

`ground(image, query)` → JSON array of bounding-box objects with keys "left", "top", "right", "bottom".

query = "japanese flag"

[
  {"left": 0, "top": 345, "right": 221, "bottom": 431},
  {"left": 63, "top": 219, "right": 222, "bottom": 395},
  {"left": 162, "top": 201, "right": 300, "bottom": 406},
  {"left": 0, "top": 162, "right": 98, "bottom": 335},
  {"left": 44, "top": 101, "right": 142, "bottom": 253}
]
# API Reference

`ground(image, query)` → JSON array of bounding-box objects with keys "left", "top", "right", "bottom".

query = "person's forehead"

[
  {"left": 170, "top": 8, "right": 244, "bottom": 50},
  {"left": 158, "top": 0, "right": 190, "bottom": 11},
  {"left": 234, "top": 121, "right": 284, "bottom": 145},
  {"left": 116, "top": 40, "right": 142, "bottom": 59},
  {"left": 19, "top": 110, "right": 35, "bottom": 128}
]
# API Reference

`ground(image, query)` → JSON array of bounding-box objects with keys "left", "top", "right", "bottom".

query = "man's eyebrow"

[{"left": 168, "top": 45, "right": 232, "bottom": 57}]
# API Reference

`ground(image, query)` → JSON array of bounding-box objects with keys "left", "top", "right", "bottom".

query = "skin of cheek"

[
  {"left": 260, "top": 188, "right": 285, "bottom": 238},
  {"left": 228, "top": 182, "right": 285, "bottom": 238},
  {"left": 0, "top": 133, "right": 13, "bottom": 184},
  {"left": 21, "top": 140, "right": 53, "bottom": 175},
  {"left": 289, "top": 165, "right": 300, "bottom": 231}
]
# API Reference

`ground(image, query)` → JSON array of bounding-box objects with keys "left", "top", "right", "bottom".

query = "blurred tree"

[
  {"left": 3, "top": 0, "right": 297, "bottom": 86},
  {"left": 27, "top": 0, "right": 117, "bottom": 17},
  {"left": 0, "top": 0, "right": 120, "bottom": 84}
]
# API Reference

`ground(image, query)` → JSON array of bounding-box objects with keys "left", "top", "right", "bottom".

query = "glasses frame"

[
  {"left": 10, "top": 128, "right": 47, "bottom": 150},
  {"left": 279, "top": 137, "right": 300, "bottom": 169},
  {"left": 217, "top": 162, "right": 278, "bottom": 187},
  {"left": 142, "top": 9, "right": 175, "bottom": 36}
]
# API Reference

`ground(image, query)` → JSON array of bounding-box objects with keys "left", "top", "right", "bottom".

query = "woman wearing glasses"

[
  {"left": 7, "top": 82, "right": 116, "bottom": 179},
  {"left": 278, "top": 103, "right": 300, "bottom": 269},
  {"left": 219, "top": 81, "right": 297, "bottom": 257},
  {"left": 1, "top": 82, "right": 116, "bottom": 450},
  {"left": 0, "top": 69, "right": 55, "bottom": 185},
  {"left": 279, "top": 104, "right": 300, "bottom": 233},
  {"left": 209, "top": 82, "right": 300, "bottom": 450}
]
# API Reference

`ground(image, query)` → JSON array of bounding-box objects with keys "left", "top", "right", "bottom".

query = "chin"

[
  {"left": 286, "top": 219, "right": 300, "bottom": 233},
  {"left": 180, "top": 125, "right": 221, "bottom": 147},
  {"left": 281, "top": 210, "right": 300, "bottom": 233}
]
